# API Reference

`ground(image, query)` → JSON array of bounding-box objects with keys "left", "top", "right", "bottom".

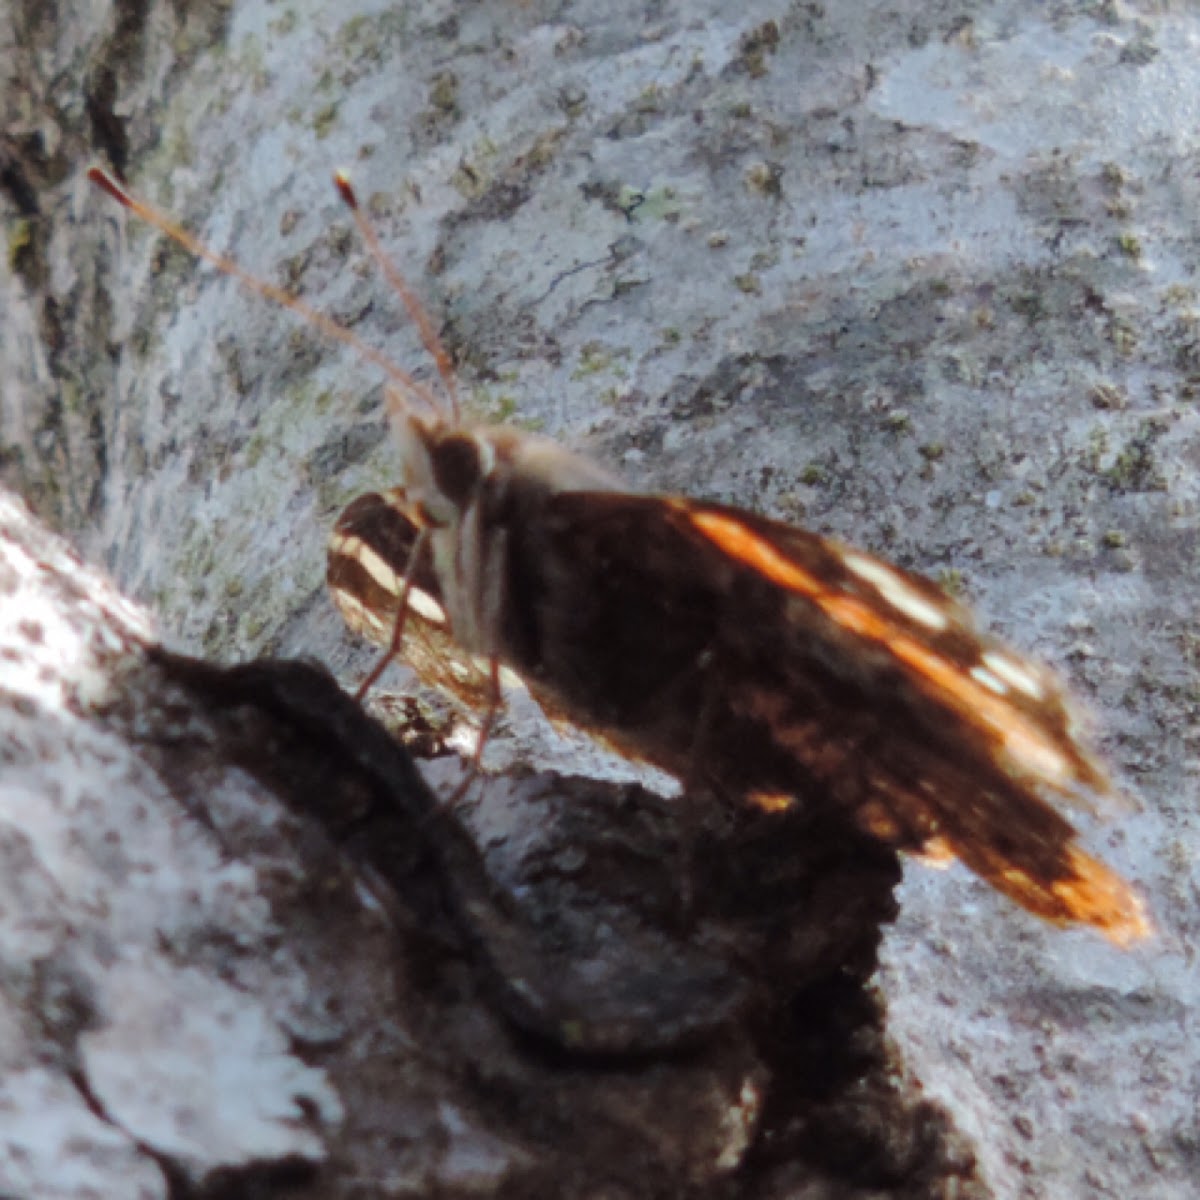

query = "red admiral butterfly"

[{"left": 90, "top": 165, "right": 1151, "bottom": 945}]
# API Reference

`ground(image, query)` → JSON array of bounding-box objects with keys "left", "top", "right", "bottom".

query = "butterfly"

[{"left": 89, "top": 165, "right": 1151, "bottom": 946}]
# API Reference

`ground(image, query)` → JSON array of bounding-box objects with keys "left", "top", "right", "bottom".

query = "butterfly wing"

[
  {"left": 327, "top": 489, "right": 497, "bottom": 711},
  {"left": 328, "top": 484, "right": 1148, "bottom": 944},
  {"left": 513, "top": 490, "right": 1149, "bottom": 944}
]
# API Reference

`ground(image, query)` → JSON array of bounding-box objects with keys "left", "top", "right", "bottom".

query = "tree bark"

[{"left": 1, "top": 1, "right": 1194, "bottom": 1196}]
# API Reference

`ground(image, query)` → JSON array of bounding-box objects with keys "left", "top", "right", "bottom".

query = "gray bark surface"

[{"left": 1, "top": 1, "right": 1196, "bottom": 1196}]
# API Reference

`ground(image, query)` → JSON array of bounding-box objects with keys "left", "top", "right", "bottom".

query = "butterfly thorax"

[{"left": 392, "top": 414, "right": 622, "bottom": 657}]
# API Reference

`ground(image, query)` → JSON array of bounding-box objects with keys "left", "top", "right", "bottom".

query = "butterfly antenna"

[
  {"left": 333, "top": 170, "right": 461, "bottom": 423},
  {"left": 87, "top": 166, "right": 443, "bottom": 419}
]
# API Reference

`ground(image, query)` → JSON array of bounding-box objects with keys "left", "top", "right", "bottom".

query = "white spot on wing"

[
  {"left": 981, "top": 650, "right": 1044, "bottom": 699},
  {"left": 438, "top": 654, "right": 522, "bottom": 690},
  {"left": 340, "top": 539, "right": 401, "bottom": 595},
  {"left": 498, "top": 665, "right": 525, "bottom": 689},
  {"left": 970, "top": 665, "right": 1009, "bottom": 695},
  {"left": 406, "top": 586, "right": 448, "bottom": 626},
  {"left": 1003, "top": 730, "right": 1071, "bottom": 787},
  {"left": 336, "top": 539, "right": 448, "bottom": 627},
  {"left": 840, "top": 552, "right": 950, "bottom": 631},
  {"left": 331, "top": 589, "right": 389, "bottom": 641}
]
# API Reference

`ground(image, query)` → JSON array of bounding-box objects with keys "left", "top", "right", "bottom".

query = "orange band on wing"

[
  {"left": 688, "top": 509, "right": 1073, "bottom": 788},
  {"left": 688, "top": 509, "right": 828, "bottom": 599}
]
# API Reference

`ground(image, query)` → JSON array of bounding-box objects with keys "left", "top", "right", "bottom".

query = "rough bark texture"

[
  {"left": 0, "top": 488, "right": 979, "bottom": 1197},
  {"left": 1, "top": 1, "right": 1196, "bottom": 1197}
]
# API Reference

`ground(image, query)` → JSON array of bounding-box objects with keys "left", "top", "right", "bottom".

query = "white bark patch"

[{"left": 82, "top": 959, "right": 341, "bottom": 1169}]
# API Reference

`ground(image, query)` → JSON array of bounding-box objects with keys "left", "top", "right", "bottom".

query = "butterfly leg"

[
  {"left": 354, "top": 527, "right": 431, "bottom": 702},
  {"left": 670, "top": 651, "right": 725, "bottom": 930},
  {"left": 447, "top": 655, "right": 503, "bottom": 808}
]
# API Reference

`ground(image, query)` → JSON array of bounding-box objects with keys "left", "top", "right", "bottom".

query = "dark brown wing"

[{"left": 511, "top": 490, "right": 1149, "bottom": 945}]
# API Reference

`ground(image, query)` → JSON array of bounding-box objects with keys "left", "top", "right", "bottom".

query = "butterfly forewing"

[
  {"left": 448, "top": 485, "right": 1148, "bottom": 944},
  {"left": 679, "top": 504, "right": 1112, "bottom": 804}
]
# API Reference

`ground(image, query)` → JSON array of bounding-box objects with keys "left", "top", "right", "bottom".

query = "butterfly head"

[
  {"left": 387, "top": 388, "right": 625, "bottom": 535},
  {"left": 385, "top": 404, "right": 493, "bottom": 530}
]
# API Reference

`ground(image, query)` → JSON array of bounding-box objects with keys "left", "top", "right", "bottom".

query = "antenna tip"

[
  {"left": 87, "top": 166, "right": 129, "bottom": 206},
  {"left": 333, "top": 169, "right": 359, "bottom": 209}
]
